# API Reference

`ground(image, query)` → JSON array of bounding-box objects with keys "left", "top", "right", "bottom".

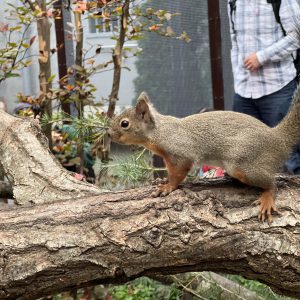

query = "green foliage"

[
  {"left": 109, "top": 277, "right": 182, "bottom": 300},
  {"left": 0, "top": 0, "right": 46, "bottom": 83},
  {"left": 53, "top": 274, "right": 298, "bottom": 300},
  {"left": 0, "top": 22, "right": 33, "bottom": 83},
  {"left": 100, "top": 149, "right": 165, "bottom": 189},
  {"left": 84, "top": 0, "right": 183, "bottom": 43},
  {"left": 110, "top": 283, "right": 155, "bottom": 300},
  {"left": 226, "top": 274, "right": 295, "bottom": 300},
  {"left": 110, "top": 149, "right": 153, "bottom": 186},
  {"left": 41, "top": 111, "right": 110, "bottom": 144}
]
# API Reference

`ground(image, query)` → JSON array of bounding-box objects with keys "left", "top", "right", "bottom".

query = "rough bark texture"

[
  {"left": 0, "top": 111, "right": 102, "bottom": 204},
  {"left": 74, "top": 10, "right": 85, "bottom": 175},
  {"left": 0, "top": 176, "right": 299, "bottom": 300},
  {"left": 36, "top": 0, "right": 53, "bottom": 149}
]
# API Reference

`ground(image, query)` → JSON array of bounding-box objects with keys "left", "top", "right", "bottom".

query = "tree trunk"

[
  {"left": 74, "top": 10, "right": 85, "bottom": 175},
  {"left": 106, "top": 0, "right": 130, "bottom": 118},
  {"left": 84, "top": 1, "right": 129, "bottom": 174},
  {"left": 36, "top": 0, "right": 53, "bottom": 149},
  {"left": 101, "top": 0, "right": 129, "bottom": 164},
  {"left": 0, "top": 111, "right": 300, "bottom": 299}
]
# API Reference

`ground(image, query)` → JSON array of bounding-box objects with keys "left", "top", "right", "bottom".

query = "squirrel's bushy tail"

[{"left": 275, "top": 82, "right": 300, "bottom": 148}]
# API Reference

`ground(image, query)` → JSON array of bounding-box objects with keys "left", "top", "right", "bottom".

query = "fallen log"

[{"left": 0, "top": 175, "right": 299, "bottom": 300}]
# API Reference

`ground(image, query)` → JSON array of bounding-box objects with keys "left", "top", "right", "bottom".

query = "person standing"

[{"left": 228, "top": 0, "right": 300, "bottom": 174}]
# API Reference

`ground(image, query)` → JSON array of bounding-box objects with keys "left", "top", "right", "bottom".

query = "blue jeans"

[{"left": 233, "top": 79, "right": 300, "bottom": 174}]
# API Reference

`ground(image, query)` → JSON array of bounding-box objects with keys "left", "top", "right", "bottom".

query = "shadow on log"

[{"left": 0, "top": 181, "right": 13, "bottom": 199}]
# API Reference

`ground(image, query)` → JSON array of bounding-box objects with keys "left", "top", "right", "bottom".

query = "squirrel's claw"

[
  {"left": 160, "top": 191, "right": 170, "bottom": 197},
  {"left": 152, "top": 183, "right": 176, "bottom": 197},
  {"left": 151, "top": 189, "right": 163, "bottom": 197},
  {"left": 257, "top": 190, "right": 279, "bottom": 224}
]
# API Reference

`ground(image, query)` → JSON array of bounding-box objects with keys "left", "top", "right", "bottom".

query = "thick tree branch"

[{"left": 0, "top": 175, "right": 299, "bottom": 299}]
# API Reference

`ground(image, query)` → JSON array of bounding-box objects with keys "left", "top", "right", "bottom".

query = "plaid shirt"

[{"left": 228, "top": 0, "right": 300, "bottom": 99}]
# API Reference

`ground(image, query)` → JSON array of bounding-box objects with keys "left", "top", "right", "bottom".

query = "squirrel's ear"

[
  {"left": 135, "top": 92, "right": 153, "bottom": 123},
  {"left": 137, "top": 91, "right": 151, "bottom": 103}
]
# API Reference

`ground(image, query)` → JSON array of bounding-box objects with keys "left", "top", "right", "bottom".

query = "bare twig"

[{"left": 24, "top": 0, "right": 38, "bottom": 12}]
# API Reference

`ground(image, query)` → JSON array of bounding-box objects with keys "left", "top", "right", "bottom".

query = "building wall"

[{"left": 82, "top": 16, "right": 138, "bottom": 107}]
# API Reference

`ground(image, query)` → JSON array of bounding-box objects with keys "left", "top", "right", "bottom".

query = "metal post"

[{"left": 207, "top": 0, "right": 225, "bottom": 110}]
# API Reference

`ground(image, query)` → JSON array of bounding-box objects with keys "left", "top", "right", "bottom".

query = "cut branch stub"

[{"left": 0, "top": 110, "right": 103, "bottom": 204}]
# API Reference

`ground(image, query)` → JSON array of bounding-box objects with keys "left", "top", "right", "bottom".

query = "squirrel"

[{"left": 108, "top": 87, "right": 300, "bottom": 223}]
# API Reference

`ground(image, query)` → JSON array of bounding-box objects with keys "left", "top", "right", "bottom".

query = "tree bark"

[
  {"left": 74, "top": 10, "right": 85, "bottom": 175},
  {"left": 107, "top": 0, "right": 130, "bottom": 118},
  {"left": 36, "top": 0, "right": 53, "bottom": 149},
  {"left": 0, "top": 176, "right": 299, "bottom": 299},
  {"left": 0, "top": 111, "right": 300, "bottom": 299}
]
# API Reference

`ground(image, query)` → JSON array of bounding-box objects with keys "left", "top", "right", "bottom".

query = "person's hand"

[{"left": 244, "top": 53, "right": 261, "bottom": 71}]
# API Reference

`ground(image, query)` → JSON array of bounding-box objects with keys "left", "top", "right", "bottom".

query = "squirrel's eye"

[{"left": 121, "top": 120, "right": 130, "bottom": 128}]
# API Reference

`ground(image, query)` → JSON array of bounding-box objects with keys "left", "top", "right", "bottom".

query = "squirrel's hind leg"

[
  {"left": 152, "top": 158, "right": 192, "bottom": 197},
  {"left": 230, "top": 168, "right": 278, "bottom": 224},
  {"left": 257, "top": 189, "right": 278, "bottom": 224}
]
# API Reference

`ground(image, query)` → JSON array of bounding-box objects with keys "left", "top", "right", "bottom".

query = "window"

[{"left": 88, "top": 8, "right": 119, "bottom": 35}]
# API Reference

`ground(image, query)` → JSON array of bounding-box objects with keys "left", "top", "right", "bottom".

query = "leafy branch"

[
  {"left": 41, "top": 112, "right": 110, "bottom": 143},
  {"left": 100, "top": 148, "right": 166, "bottom": 188}
]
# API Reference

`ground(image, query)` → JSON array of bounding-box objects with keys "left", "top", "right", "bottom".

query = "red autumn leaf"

[
  {"left": 0, "top": 23, "right": 9, "bottom": 33},
  {"left": 149, "top": 25, "right": 159, "bottom": 31},
  {"left": 65, "top": 84, "right": 75, "bottom": 91},
  {"left": 74, "top": 1, "right": 87, "bottom": 13}
]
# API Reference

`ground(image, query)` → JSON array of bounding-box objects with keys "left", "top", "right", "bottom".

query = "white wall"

[
  {"left": 82, "top": 15, "right": 138, "bottom": 107},
  {"left": 0, "top": 0, "right": 59, "bottom": 113},
  {"left": 0, "top": 0, "right": 24, "bottom": 113}
]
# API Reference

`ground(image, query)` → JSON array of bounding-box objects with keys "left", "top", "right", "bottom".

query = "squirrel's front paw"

[{"left": 151, "top": 183, "right": 176, "bottom": 197}]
